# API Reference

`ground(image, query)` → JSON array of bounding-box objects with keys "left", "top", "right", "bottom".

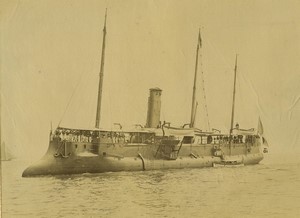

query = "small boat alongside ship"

[{"left": 22, "top": 11, "right": 268, "bottom": 177}]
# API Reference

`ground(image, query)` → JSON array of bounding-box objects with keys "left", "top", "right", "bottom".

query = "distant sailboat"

[{"left": 1, "top": 142, "right": 13, "bottom": 161}]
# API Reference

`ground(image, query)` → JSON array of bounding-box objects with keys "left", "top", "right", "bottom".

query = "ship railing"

[
  {"left": 51, "top": 132, "right": 155, "bottom": 145},
  {"left": 192, "top": 134, "right": 259, "bottom": 146}
]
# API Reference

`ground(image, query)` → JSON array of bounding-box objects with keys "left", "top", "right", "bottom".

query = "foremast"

[
  {"left": 229, "top": 55, "right": 238, "bottom": 154},
  {"left": 95, "top": 9, "right": 108, "bottom": 129}
]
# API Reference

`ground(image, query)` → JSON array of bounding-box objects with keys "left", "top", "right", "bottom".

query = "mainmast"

[
  {"left": 190, "top": 29, "right": 202, "bottom": 128},
  {"left": 229, "top": 55, "right": 238, "bottom": 152},
  {"left": 95, "top": 9, "right": 107, "bottom": 129}
]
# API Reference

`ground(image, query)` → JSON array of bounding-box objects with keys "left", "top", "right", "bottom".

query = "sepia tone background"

[{"left": 1, "top": 0, "right": 300, "bottom": 162}]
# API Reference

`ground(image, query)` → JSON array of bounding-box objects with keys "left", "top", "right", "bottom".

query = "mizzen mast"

[
  {"left": 95, "top": 9, "right": 107, "bottom": 129},
  {"left": 190, "top": 29, "right": 202, "bottom": 128}
]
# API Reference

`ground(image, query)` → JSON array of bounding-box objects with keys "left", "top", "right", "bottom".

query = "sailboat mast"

[
  {"left": 229, "top": 55, "right": 238, "bottom": 147},
  {"left": 190, "top": 29, "right": 202, "bottom": 128},
  {"left": 95, "top": 9, "right": 107, "bottom": 129}
]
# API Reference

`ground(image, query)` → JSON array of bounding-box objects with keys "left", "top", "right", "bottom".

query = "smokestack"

[{"left": 146, "top": 88, "right": 162, "bottom": 128}]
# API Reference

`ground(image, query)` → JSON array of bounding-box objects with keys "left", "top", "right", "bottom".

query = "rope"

[
  {"left": 57, "top": 61, "right": 95, "bottom": 128},
  {"left": 198, "top": 47, "right": 211, "bottom": 131}
]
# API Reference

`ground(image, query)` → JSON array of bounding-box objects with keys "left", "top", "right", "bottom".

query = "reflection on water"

[{"left": 2, "top": 154, "right": 300, "bottom": 218}]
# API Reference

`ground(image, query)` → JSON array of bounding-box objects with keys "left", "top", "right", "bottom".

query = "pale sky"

[{"left": 1, "top": 0, "right": 300, "bottom": 159}]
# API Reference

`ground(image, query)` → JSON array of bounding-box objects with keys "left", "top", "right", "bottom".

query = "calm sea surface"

[{"left": 1, "top": 153, "right": 300, "bottom": 218}]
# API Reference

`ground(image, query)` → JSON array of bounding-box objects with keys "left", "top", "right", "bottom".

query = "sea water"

[{"left": 1, "top": 152, "right": 300, "bottom": 218}]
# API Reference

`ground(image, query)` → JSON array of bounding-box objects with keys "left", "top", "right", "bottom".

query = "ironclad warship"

[{"left": 22, "top": 11, "right": 268, "bottom": 177}]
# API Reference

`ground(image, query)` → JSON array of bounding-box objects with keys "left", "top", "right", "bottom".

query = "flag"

[
  {"left": 257, "top": 117, "right": 269, "bottom": 147},
  {"left": 262, "top": 137, "right": 269, "bottom": 147},
  {"left": 198, "top": 29, "right": 202, "bottom": 48},
  {"left": 257, "top": 117, "right": 264, "bottom": 135}
]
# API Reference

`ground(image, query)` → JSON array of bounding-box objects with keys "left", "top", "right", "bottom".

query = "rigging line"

[
  {"left": 161, "top": 102, "right": 165, "bottom": 124},
  {"left": 109, "top": 87, "right": 112, "bottom": 130},
  {"left": 57, "top": 63, "right": 96, "bottom": 128},
  {"left": 238, "top": 69, "right": 264, "bottom": 125},
  {"left": 103, "top": 76, "right": 112, "bottom": 130},
  {"left": 57, "top": 75, "right": 82, "bottom": 128},
  {"left": 198, "top": 40, "right": 211, "bottom": 131},
  {"left": 57, "top": 33, "right": 100, "bottom": 128},
  {"left": 206, "top": 38, "right": 232, "bottom": 71},
  {"left": 87, "top": 85, "right": 96, "bottom": 128},
  {"left": 241, "top": 70, "right": 266, "bottom": 118},
  {"left": 237, "top": 69, "right": 250, "bottom": 125},
  {"left": 87, "top": 52, "right": 105, "bottom": 128},
  {"left": 85, "top": 69, "right": 99, "bottom": 128}
]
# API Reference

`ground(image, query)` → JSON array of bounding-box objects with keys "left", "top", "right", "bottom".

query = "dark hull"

[{"left": 22, "top": 138, "right": 264, "bottom": 177}]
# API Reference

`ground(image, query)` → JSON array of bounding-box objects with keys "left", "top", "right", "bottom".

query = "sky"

[{"left": 1, "top": 0, "right": 300, "bottom": 159}]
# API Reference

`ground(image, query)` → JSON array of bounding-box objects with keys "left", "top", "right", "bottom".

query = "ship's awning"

[
  {"left": 56, "top": 126, "right": 156, "bottom": 134},
  {"left": 164, "top": 127, "right": 195, "bottom": 136},
  {"left": 232, "top": 128, "right": 256, "bottom": 135},
  {"left": 55, "top": 126, "right": 258, "bottom": 136}
]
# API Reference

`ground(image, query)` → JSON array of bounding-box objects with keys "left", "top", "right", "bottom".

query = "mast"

[
  {"left": 190, "top": 29, "right": 202, "bottom": 128},
  {"left": 229, "top": 55, "right": 238, "bottom": 152},
  {"left": 95, "top": 9, "right": 107, "bottom": 129}
]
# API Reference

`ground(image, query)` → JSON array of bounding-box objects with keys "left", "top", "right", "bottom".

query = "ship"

[{"left": 22, "top": 11, "right": 268, "bottom": 177}]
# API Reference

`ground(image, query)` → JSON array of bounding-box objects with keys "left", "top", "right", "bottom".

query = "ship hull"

[
  {"left": 22, "top": 153, "right": 263, "bottom": 177},
  {"left": 22, "top": 138, "right": 264, "bottom": 177}
]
